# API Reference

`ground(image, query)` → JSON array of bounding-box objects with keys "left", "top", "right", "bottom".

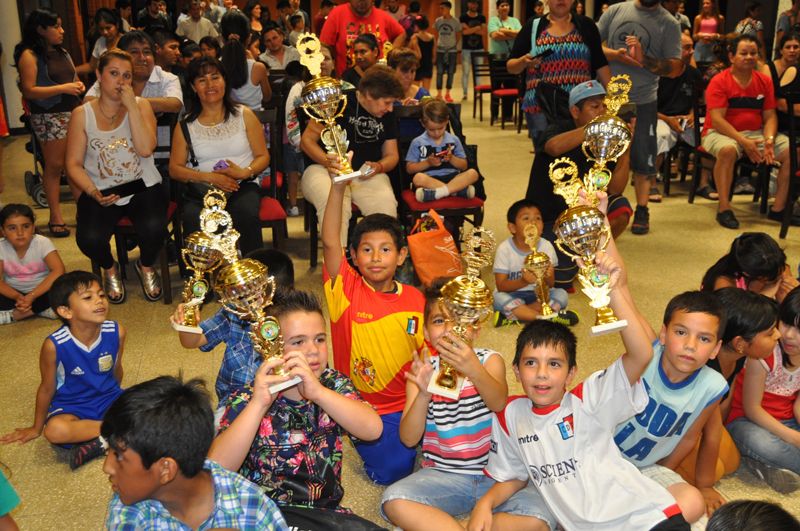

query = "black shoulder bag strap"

[{"left": 180, "top": 118, "right": 198, "bottom": 168}]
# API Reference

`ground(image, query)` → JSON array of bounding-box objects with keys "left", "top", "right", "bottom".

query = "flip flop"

[
  {"left": 648, "top": 187, "right": 662, "bottom": 203},
  {"left": 696, "top": 185, "right": 719, "bottom": 201},
  {"left": 47, "top": 223, "right": 71, "bottom": 238}
]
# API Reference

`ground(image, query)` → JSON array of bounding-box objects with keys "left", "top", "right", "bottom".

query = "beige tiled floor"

[{"left": 1, "top": 90, "right": 799, "bottom": 529}]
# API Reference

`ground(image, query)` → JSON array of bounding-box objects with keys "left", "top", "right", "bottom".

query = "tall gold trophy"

[
  {"left": 582, "top": 75, "right": 632, "bottom": 191},
  {"left": 522, "top": 224, "right": 556, "bottom": 320},
  {"left": 550, "top": 158, "right": 627, "bottom": 336},
  {"left": 215, "top": 259, "right": 302, "bottom": 394},
  {"left": 428, "top": 228, "right": 495, "bottom": 400},
  {"left": 171, "top": 190, "right": 235, "bottom": 333},
  {"left": 171, "top": 231, "right": 223, "bottom": 333},
  {"left": 297, "top": 33, "right": 363, "bottom": 183}
]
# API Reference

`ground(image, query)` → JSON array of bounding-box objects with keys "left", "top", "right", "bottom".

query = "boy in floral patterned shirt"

[{"left": 209, "top": 290, "right": 383, "bottom": 529}]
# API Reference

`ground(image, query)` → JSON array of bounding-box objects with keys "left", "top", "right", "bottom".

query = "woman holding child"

[
  {"left": 65, "top": 49, "right": 166, "bottom": 304},
  {"left": 169, "top": 56, "right": 269, "bottom": 256}
]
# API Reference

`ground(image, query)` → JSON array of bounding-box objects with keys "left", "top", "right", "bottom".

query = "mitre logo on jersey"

[
  {"left": 528, "top": 458, "right": 580, "bottom": 487},
  {"left": 556, "top": 414, "right": 574, "bottom": 440}
]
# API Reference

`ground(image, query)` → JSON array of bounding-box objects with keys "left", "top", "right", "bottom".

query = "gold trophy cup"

[
  {"left": 171, "top": 231, "right": 224, "bottom": 333},
  {"left": 522, "top": 224, "right": 556, "bottom": 320},
  {"left": 553, "top": 205, "right": 627, "bottom": 336},
  {"left": 297, "top": 33, "right": 363, "bottom": 183},
  {"left": 582, "top": 75, "right": 632, "bottom": 191},
  {"left": 215, "top": 259, "right": 302, "bottom": 394},
  {"left": 428, "top": 228, "right": 495, "bottom": 400}
]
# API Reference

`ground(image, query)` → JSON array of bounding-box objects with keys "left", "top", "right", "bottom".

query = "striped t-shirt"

[{"left": 421, "top": 348, "right": 497, "bottom": 473}]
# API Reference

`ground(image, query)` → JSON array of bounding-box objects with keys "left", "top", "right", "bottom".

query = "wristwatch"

[{"left": 765, "top": 135, "right": 775, "bottom": 144}]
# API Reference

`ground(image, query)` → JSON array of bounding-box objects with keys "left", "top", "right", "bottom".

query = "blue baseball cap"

[{"left": 568, "top": 80, "right": 606, "bottom": 108}]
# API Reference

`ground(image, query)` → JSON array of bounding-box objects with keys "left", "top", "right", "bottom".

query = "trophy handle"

[
  {"left": 301, "top": 102, "right": 327, "bottom": 124},
  {"left": 555, "top": 239, "right": 582, "bottom": 263},
  {"left": 597, "top": 224, "right": 612, "bottom": 253}
]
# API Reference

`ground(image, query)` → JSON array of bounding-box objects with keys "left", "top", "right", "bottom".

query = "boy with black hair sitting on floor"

[
  {"left": 1, "top": 271, "right": 124, "bottom": 470},
  {"left": 102, "top": 375, "right": 287, "bottom": 530}
]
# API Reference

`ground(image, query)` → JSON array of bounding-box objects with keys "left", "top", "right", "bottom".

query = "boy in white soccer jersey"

[{"left": 469, "top": 205, "right": 690, "bottom": 531}]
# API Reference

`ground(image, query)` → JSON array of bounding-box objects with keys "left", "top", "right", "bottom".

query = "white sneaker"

[
  {"left": 286, "top": 205, "right": 300, "bottom": 217},
  {"left": 0, "top": 310, "right": 13, "bottom": 325},
  {"left": 38, "top": 308, "right": 58, "bottom": 320}
]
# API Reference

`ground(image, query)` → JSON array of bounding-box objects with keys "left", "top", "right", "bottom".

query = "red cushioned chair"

[
  {"left": 471, "top": 51, "right": 493, "bottom": 121},
  {"left": 255, "top": 109, "right": 289, "bottom": 248}
]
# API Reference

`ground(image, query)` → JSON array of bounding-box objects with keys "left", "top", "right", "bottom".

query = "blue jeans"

[
  {"left": 353, "top": 411, "right": 417, "bottom": 485},
  {"left": 526, "top": 111, "right": 548, "bottom": 149},
  {"left": 381, "top": 467, "right": 556, "bottom": 529},
  {"left": 436, "top": 50, "right": 457, "bottom": 91},
  {"left": 461, "top": 48, "right": 483, "bottom": 96},
  {"left": 728, "top": 417, "right": 800, "bottom": 473}
]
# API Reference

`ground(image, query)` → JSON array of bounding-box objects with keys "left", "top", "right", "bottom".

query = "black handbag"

[{"left": 535, "top": 81, "right": 572, "bottom": 124}]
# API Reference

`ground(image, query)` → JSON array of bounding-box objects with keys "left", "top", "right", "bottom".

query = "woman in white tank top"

[
  {"left": 168, "top": 56, "right": 270, "bottom": 255},
  {"left": 65, "top": 49, "right": 166, "bottom": 304},
  {"left": 220, "top": 10, "right": 271, "bottom": 110}
]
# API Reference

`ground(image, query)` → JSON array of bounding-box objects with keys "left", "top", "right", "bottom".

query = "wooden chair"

[
  {"left": 471, "top": 51, "right": 492, "bottom": 121},
  {"left": 488, "top": 54, "right": 519, "bottom": 129},
  {"left": 254, "top": 108, "right": 288, "bottom": 248}
]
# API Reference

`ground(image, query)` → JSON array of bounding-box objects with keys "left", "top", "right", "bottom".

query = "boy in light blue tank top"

[
  {"left": 612, "top": 290, "right": 728, "bottom": 523},
  {"left": 0, "top": 271, "right": 124, "bottom": 470}
]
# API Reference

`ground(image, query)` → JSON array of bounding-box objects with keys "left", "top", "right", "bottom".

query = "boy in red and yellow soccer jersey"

[{"left": 321, "top": 164, "right": 424, "bottom": 485}]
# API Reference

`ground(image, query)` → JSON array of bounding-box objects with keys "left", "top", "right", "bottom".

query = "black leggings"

[
  {"left": 182, "top": 182, "right": 263, "bottom": 256},
  {"left": 76, "top": 184, "right": 168, "bottom": 270},
  {"left": 0, "top": 292, "right": 51, "bottom": 314}
]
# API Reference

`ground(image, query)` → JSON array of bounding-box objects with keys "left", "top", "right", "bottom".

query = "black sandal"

[
  {"left": 47, "top": 223, "right": 71, "bottom": 238},
  {"left": 696, "top": 185, "right": 719, "bottom": 201}
]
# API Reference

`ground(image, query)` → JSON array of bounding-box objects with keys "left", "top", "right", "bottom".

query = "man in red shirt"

[
  {"left": 702, "top": 35, "right": 793, "bottom": 229},
  {"left": 320, "top": 0, "right": 407, "bottom": 75}
]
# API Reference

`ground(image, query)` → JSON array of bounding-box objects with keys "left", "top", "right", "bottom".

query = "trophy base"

[
  {"left": 590, "top": 319, "right": 628, "bottom": 337},
  {"left": 171, "top": 320, "right": 203, "bottom": 334},
  {"left": 269, "top": 375, "right": 303, "bottom": 394},
  {"left": 332, "top": 169, "right": 363, "bottom": 183},
  {"left": 537, "top": 312, "right": 557, "bottom": 320},
  {"left": 427, "top": 368, "right": 465, "bottom": 400}
]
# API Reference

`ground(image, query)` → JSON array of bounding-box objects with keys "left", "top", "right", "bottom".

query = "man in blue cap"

[{"left": 524, "top": 80, "right": 634, "bottom": 292}]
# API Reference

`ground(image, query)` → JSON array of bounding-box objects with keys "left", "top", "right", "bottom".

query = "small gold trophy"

[
  {"left": 582, "top": 75, "right": 632, "bottom": 191},
  {"left": 297, "top": 33, "right": 363, "bottom": 183},
  {"left": 378, "top": 41, "right": 393, "bottom": 64},
  {"left": 522, "top": 224, "right": 555, "bottom": 320},
  {"left": 428, "top": 228, "right": 495, "bottom": 400},
  {"left": 550, "top": 158, "right": 627, "bottom": 336},
  {"left": 215, "top": 259, "right": 301, "bottom": 394},
  {"left": 171, "top": 231, "right": 223, "bottom": 333}
]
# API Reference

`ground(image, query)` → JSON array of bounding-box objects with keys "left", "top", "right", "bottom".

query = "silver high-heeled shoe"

[
  {"left": 135, "top": 260, "right": 162, "bottom": 302},
  {"left": 103, "top": 264, "right": 126, "bottom": 304}
]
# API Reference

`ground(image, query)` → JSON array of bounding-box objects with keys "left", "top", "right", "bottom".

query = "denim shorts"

[
  {"left": 381, "top": 467, "right": 556, "bottom": 529},
  {"left": 282, "top": 143, "right": 306, "bottom": 175}
]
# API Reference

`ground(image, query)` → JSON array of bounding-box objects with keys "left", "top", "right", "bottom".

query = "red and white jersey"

[{"left": 486, "top": 358, "right": 681, "bottom": 530}]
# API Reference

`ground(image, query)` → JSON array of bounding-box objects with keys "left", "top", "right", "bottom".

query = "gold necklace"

[{"left": 97, "top": 101, "right": 119, "bottom": 123}]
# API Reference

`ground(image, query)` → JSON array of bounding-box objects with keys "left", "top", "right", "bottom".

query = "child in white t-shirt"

[
  {"left": 493, "top": 199, "right": 577, "bottom": 327},
  {"left": 471, "top": 195, "right": 690, "bottom": 531},
  {"left": 0, "top": 204, "right": 65, "bottom": 324}
]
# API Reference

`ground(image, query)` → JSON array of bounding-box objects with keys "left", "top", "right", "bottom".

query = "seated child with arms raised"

[
  {"left": 1, "top": 271, "right": 123, "bottom": 469},
  {"left": 209, "top": 290, "right": 383, "bottom": 529},
  {"left": 321, "top": 169, "right": 425, "bottom": 484},
  {"left": 493, "top": 199, "right": 577, "bottom": 327},
  {"left": 171, "top": 249, "right": 294, "bottom": 407},
  {"left": 471, "top": 197, "right": 691, "bottom": 530},
  {"left": 612, "top": 290, "right": 729, "bottom": 522},
  {"left": 381, "top": 279, "right": 556, "bottom": 531}
]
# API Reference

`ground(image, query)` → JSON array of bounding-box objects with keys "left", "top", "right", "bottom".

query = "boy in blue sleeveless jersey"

[
  {"left": 0, "top": 271, "right": 124, "bottom": 469},
  {"left": 612, "top": 289, "right": 729, "bottom": 522}
]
